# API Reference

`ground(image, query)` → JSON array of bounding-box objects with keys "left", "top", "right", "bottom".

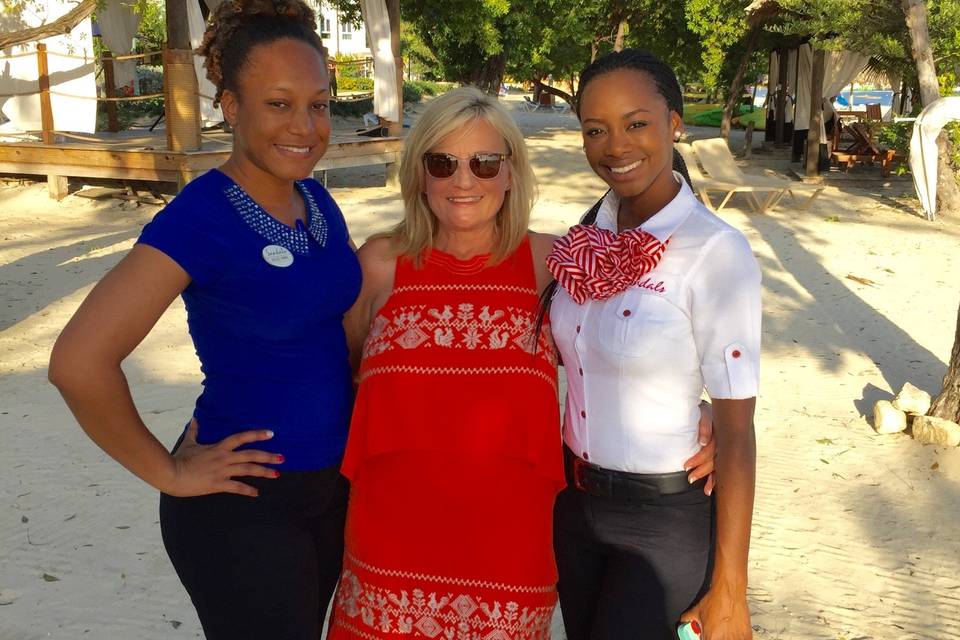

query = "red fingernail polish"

[
  {"left": 277, "top": 454, "right": 285, "bottom": 463},
  {"left": 691, "top": 620, "right": 701, "bottom": 634},
  {"left": 273, "top": 470, "right": 280, "bottom": 478}
]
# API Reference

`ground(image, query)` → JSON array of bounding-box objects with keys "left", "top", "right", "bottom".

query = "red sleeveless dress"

[{"left": 328, "top": 236, "right": 563, "bottom": 640}]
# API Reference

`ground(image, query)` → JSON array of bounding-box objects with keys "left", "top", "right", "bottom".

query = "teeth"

[
  {"left": 609, "top": 159, "right": 642, "bottom": 174},
  {"left": 277, "top": 145, "right": 310, "bottom": 154},
  {"left": 448, "top": 196, "right": 482, "bottom": 202}
]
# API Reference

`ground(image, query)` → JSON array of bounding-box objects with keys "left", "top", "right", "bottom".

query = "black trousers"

[
  {"left": 159, "top": 465, "right": 348, "bottom": 640},
  {"left": 554, "top": 465, "right": 714, "bottom": 640}
]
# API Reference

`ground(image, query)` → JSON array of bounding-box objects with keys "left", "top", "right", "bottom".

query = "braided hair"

[
  {"left": 533, "top": 49, "right": 691, "bottom": 345},
  {"left": 197, "top": 0, "right": 327, "bottom": 107},
  {"left": 576, "top": 48, "right": 684, "bottom": 119}
]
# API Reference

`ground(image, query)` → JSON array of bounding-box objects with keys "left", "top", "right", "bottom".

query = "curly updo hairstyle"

[{"left": 197, "top": 0, "right": 327, "bottom": 107}]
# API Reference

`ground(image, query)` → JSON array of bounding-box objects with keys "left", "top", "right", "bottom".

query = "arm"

[
  {"left": 684, "top": 400, "right": 716, "bottom": 495},
  {"left": 342, "top": 236, "right": 397, "bottom": 376},
  {"left": 49, "top": 245, "right": 278, "bottom": 497},
  {"left": 682, "top": 398, "right": 756, "bottom": 640}
]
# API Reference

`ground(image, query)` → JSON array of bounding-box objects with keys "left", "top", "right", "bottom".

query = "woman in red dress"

[{"left": 328, "top": 87, "right": 562, "bottom": 640}]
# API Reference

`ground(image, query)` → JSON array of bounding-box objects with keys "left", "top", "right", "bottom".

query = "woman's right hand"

[{"left": 165, "top": 419, "right": 283, "bottom": 498}]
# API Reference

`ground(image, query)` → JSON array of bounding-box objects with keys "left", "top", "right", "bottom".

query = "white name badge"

[{"left": 262, "top": 245, "right": 294, "bottom": 268}]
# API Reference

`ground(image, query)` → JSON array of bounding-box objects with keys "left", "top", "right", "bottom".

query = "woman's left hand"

[
  {"left": 683, "top": 401, "right": 715, "bottom": 495},
  {"left": 680, "top": 585, "right": 752, "bottom": 640}
]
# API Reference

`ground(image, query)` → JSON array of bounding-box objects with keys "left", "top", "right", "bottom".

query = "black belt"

[{"left": 564, "top": 446, "right": 705, "bottom": 501}]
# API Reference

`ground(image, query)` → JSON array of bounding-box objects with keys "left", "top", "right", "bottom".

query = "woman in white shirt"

[{"left": 546, "top": 49, "right": 761, "bottom": 640}]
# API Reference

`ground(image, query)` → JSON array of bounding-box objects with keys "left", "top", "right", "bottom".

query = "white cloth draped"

[
  {"left": 0, "top": 0, "right": 97, "bottom": 134},
  {"left": 794, "top": 45, "right": 869, "bottom": 131},
  {"left": 910, "top": 96, "right": 960, "bottom": 220},
  {"left": 97, "top": 0, "right": 140, "bottom": 92},
  {"left": 766, "top": 51, "right": 778, "bottom": 115},
  {"left": 784, "top": 49, "right": 797, "bottom": 123},
  {"left": 359, "top": 0, "right": 400, "bottom": 123},
  {"left": 187, "top": 0, "right": 221, "bottom": 126}
]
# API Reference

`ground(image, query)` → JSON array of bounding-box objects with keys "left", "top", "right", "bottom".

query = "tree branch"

[{"left": 0, "top": 0, "right": 98, "bottom": 50}]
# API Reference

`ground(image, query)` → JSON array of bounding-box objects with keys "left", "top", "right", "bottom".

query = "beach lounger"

[
  {"left": 675, "top": 143, "right": 784, "bottom": 213},
  {"left": 692, "top": 138, "right": 825, "bottom": 210}
]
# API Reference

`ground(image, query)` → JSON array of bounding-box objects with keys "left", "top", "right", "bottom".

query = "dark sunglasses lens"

[
  {"left": 470, "top": 155, "right": 503, "bottom": 179},
  {"left": 425, "top": 154, "right": 457, "bottom": 178}
]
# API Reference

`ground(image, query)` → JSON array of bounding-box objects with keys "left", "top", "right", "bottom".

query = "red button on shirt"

[
  {"left": 578, "top": 368, "right": 583, "bottom": 376},
  {"left": 732, "top": 350, "right": 741, "bottom": 358},
  {"left": 622, "top": 309, "right": 632, "bottom": 317},
  {"left": 576, "top": 325, "right": 581, "bottom": 333},
  {"left": 582, "top": 452, "right": 589, "bottom": 461},
  {"left": 580, "top": 410, "right": 586, "bottom": 418}
]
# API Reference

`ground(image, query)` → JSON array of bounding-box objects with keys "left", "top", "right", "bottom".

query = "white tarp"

[
  {"left": 359, "top": 0, "right": 400, "bottom": 123},
  {"left": 97, "top": 0, "right": 141, "bottom": 92},
  {"left": 0, "top": 0, "right": 97, "bottom": 134},
  {"left": 187, "top": 0, "right": 221, "bottom": 126},
  {"left": 910, "top": 96, "right": 960, "bottom": 220}
]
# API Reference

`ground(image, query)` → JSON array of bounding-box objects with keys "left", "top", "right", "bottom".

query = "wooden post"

[
  {"left": 774, "top": 48, "right": 789, "bottom": 145},
  {"left": 102, "top": 51, "right": 120, "bottom": 133},
  {"left": 37, "top": 44, "right": 68, "bottom": 199},
  {"left": 805, "top": 48, "right": 826, "bottom": 177},
  {"left": 165, "top": 0, "right": 201, "bottom": 162},
  {"left": 744, "top": 122, "right": 754, "bottom": 158},
  {"left": 36, "top": 44, "right": 54, "bottom": 144},
  {"left": 163, "top": 48, "right": 202, "bottom": 154},
  {"left": 384, "top": 0, "right": 402, "bottom": 188}
]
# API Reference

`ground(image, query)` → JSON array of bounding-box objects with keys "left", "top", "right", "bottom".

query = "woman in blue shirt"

[{"left": 48, "top": 3, "right": 360, "bottom": 638}]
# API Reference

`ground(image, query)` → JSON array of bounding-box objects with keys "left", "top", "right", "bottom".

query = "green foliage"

[
  {"left": 875, "top": 122, "right": 912, "bottom": 156},
  {"left": 405, "top": 80, "right": 449, "bottom": 96},
  {"left": 337, "top": 75, "right": 374, "bottom": 92},
  {"left": 684, "top": 0, "right": 750, "bottom": 95}
]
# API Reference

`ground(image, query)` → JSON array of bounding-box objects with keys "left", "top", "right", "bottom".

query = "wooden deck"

[{"left": 0, "top": 129, "right": 402, "bottom": 198}]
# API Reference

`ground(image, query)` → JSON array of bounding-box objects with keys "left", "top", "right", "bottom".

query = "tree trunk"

[
  {"left": 931, "top": 301, "right": 960, "bottom": 422},
  {"left": 468, "top": 54, "right": 506, "bottom": 95},
  {"left": 902, "top": 0, "right": 960, "bottom": 217},
  {"left": 165, "top": 0, "right": 192, "bottom": 50},
  {"left": 720, "top": 25, "right": 760, "bottom": 140},
  {"left": 534, "top": 79, "right": 574, "bottom": 107},
  {"left": 774, "top": 49, "right": 789, "bottom": 144},
  {"left": 613, "top": 20, "right": 627, "bottom": 52},
  {"left": 805, "top": 48, "right": 825, "bottom": 176},
  {"left": 903, "top": 0, "right": 960, "bottom": 420}
]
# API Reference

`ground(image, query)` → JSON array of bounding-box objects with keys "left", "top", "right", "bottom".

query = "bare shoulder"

[
  {"left": 357, "top": 235, "right": 397, "bottom": 282},
  {"left": 527, "top": 231, "right": 560, "bottom": 294},
  {"left": 527, "top": 231, "right": 559, "bottom": 264}
]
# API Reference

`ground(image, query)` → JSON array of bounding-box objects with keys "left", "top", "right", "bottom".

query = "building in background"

[{"left": 314, "top": 2, "right": 371, "bottom": 58}]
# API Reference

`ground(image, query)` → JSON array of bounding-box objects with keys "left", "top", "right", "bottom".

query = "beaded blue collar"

[{"left": 223, "top": 180, "right": 328, "bottom": 255}]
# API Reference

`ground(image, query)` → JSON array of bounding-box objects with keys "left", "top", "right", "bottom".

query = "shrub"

[{"left": 337, "top": 76, "right": 374, "bottom": 92}]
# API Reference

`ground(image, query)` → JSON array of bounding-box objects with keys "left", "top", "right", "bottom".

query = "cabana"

[
  {"left": 0, "top": 0, "right": 403, "bottom": 199},
  {"left": 745, "top": 0, "right": 904, "bottom": 176}
]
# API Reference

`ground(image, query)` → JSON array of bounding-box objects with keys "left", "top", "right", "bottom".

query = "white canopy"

[
  {"left": 794, "top": 44, "right": 869, "bottom": 129},
  {"left": 910, "top": 96, "right": 960, "bottom": 220}
]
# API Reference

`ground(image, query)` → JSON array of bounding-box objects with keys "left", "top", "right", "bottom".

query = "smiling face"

[
  {"left": 423, "top": 117, "right": 512, "bottom": 238},
  {"left": 220, "top": 38, "right": 330, "bottom": 184},
  {"left": 578, "top": 68, "right": 682, "bottom": 211}
]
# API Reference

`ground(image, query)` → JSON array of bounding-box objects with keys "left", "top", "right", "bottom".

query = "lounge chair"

[
  {"left": 691, "top": 138, "right": 825, "bottom": 210},
  {"left": 675, "top": 143, "right": 784, "bottom": 213}
]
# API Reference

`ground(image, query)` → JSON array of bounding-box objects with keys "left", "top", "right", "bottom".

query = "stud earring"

[{"left": 673, "top": 131, "right": 682, "bottom": 142}]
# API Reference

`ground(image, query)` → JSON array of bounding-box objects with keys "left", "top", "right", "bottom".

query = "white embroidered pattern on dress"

[
  {"left": 358, "top": 365, "right": 557, "bottom": 393},
  {"left": 332, "top": 555, "right": 556, "bottom": 640},
  {"left": 363, "top": 301, "right": 554, "bottom": 365}
]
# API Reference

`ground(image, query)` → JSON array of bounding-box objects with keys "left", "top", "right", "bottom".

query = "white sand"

[{"left": 2, "top": 99, "right": 960, "bottom": 639}]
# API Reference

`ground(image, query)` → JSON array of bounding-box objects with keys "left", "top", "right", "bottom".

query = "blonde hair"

[{"left": 393, "top": 86, "right": 536, "bottom": 265}]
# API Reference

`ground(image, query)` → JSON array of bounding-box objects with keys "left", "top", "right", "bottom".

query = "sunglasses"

[{"left": 422, "top": 152, "right": 510, "bottom": 180}]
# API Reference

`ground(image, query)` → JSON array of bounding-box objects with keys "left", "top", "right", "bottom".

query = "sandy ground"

[{"left": 2, "top": 95, "right": 960, "bottom": 639}]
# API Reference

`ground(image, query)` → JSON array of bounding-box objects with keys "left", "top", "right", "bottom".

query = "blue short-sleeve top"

[{"left": 137, "top": 169, "right": 361, "bottom": 471}]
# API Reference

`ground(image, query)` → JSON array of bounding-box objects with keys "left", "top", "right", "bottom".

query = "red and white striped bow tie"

[{"left": 546, "top": 225, "right": 668, "bottom": 304}]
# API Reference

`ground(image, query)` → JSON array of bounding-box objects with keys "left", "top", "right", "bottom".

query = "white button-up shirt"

[{"left": 550, "top": 177, "right": 761, "bottom": 473}]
